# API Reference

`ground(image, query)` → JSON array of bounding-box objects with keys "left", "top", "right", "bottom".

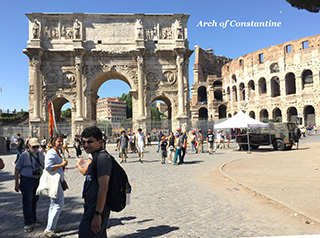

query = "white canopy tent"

[{"left": 214, "top": 111, "right": 269, "bottom": 153}]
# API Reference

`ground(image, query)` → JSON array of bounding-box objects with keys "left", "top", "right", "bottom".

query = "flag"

[{"left": 48, "top": 101, "right": 56, "bottom": 137}]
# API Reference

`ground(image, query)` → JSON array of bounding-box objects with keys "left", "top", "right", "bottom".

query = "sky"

[{"left": 0, "top": 0, "right": 319, "bottom": 111}]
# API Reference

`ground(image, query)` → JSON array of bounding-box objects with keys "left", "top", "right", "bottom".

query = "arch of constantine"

[
  {"left": 24, "top": 13, "right": 192, "bottom": 138},
  {"left": 191, "top": 34, "right": 320, "bottom": 127}
]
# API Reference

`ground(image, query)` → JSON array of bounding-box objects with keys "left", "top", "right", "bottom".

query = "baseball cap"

[
  {"left": 29, "top": 138, "right": 40, "bottom": 147},
  {"left": 161, "top": 136, "right": 166, "bottom": 140},
  {"left": 177, "top": 128, "right": 181, "bottom": 131}
]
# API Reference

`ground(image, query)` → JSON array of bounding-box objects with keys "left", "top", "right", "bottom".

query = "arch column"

[
  {"left": 75, "top": 49, "right": 85, "bottom": 120},
  {"left": 137, "top": 54, "right": 145, "bottom": 119},
  {"left": 177, "top": 53, "right": 185, "bottom": 116}
]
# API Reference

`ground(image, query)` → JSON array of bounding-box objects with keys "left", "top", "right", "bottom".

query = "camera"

[{"left": 33, "top": 169, "right": 42, "bottom": 177}]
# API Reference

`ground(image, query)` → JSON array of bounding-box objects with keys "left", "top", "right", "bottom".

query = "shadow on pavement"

[
  {"left": 182, "top": 160, "right": 204, "bottom": 165},
  {"left": 121, "top": 225, "right": 179, "bottom": 238},
  {"left": 108, "top": 216, "right": 137, "bottom": 228},
  {"left": 0, "top": 171, "right": 14, "bottom": 183}
]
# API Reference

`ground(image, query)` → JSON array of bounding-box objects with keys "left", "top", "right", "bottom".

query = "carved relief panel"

[
  {"left": 160, "top": 21, "right": 173, "bottom": 40},
  {"left": 44, "top": 20, "right": 59, "bottom": 40}
]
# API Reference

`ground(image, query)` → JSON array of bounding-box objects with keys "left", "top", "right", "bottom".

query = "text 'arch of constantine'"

[{"left": 24, "top": 13, "right": 193, "bottom": 138}]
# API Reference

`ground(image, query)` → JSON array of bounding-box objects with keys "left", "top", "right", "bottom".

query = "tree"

[
  {"left": 119, "top": 93, "right": 132, "bottom": 118},
  {"left": 151, "top": 107, "right": 161, "bottom": 121},
  {"left": 61, "top": 108, "right": 71, "bottom": 118},
  {"left": 286, "top": 0, "right": 320, "bottom": 13}
]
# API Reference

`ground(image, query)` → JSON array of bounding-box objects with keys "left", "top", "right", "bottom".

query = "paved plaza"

[{"left": 1, "top": 138, "right": 320, "bottom": 238}]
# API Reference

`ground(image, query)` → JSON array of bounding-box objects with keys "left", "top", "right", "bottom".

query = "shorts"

[
  {"left": 160, "top": 150, "right": 167, "bottom": 158},
  {"left": 120, "top": 147, "right": 128, "bottom": 155},
  {"left": 208, "top": 142, "right": 214, "bottom": 149},
  {"left": 137, "top": 145, "right": 144, "bottom": 153}
]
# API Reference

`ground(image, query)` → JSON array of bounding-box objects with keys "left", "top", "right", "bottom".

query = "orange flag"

[{"left": 48, "top": 102, "right": 54, "bottom": 137}]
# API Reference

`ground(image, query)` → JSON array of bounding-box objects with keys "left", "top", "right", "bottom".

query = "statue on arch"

[
  {"left": 136, "top": 19, "right": 144, "bottom": 40},
  {"left": 73, "top": 19, "right": 81, "bottom": 39},
  {"left": 32, "top": 19, "right": 40, "bottom": 39}
]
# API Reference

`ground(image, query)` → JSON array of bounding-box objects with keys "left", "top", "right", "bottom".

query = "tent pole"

[{"left": 247, "top": 128, "right": 251, "bottom": 154}]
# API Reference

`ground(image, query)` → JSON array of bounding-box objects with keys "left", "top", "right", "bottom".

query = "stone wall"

[{"left": 191, "top": 34, "right": 320, "bottom": 126}]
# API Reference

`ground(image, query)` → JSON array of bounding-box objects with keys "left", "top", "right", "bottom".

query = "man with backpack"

[{"left": 79, "top": 126, "right": 113, "bottom": 238}]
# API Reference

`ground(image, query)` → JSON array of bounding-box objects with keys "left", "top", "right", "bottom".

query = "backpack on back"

[{"left": 93, "top": 150, "right": 131, "bottom": 212}]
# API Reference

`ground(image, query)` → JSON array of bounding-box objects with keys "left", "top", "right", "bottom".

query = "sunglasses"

[{"left": 32, "top": 146, "right": 40, "bottom": 149}]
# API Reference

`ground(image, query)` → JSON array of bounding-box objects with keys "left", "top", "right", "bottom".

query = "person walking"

[
  {"left": 136, "top": 128, "right": 145, "bottom": 163},
  {"left": 167, "top": 132, "right": 175, "bottom": 164},
  {"left": 197, "top": 130, "right": 204, "bottom": 153},
  {"left": 159, "top": 136, "right": 168, "bottom": 164},
  {"left": 207, "top": 129, "right": 215, "bottom": 154},
  {"left": 173, "top": 131, "right": 182, "bottom": 165},
  {"left": 181, "top": 132, "right": 187, "bottom": 163},
  {"left": 62, "top": 135, "right": 70, "bottom": 158},
  {"left": 157, "top": 130, "right": 164, "bottom": 152},
  {"left": 14, "top": 133, "right": 25, "bottom": 163},
  {"left": 14, "top": 138, "right": 44, "bottom": 233},
  {"left": 43, "top": 134, "right": 68, "bottom": 238},
  {"left": 190, "top": 131, "right": 196, "bottom": 152},
  {"left": 6, "top": 137, "right": 11, "bottom": 153},
  {"left": 74, "top": 135, "right": 82, "bottom": 159},
  {"left": 118, "top": 130, "right": 129, "bottom": 163},
  {"left": 40, "top": 136, "right": 47, "bottom": 153},
  {"left": 225, "top": 132, "right": 231, "bottom": 148},
  {"left": 79, "top": 126, "right": 112, "bottom": 238}
]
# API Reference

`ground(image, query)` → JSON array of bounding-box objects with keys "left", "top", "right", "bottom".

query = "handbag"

[
  {"left": 36, "top": 169, "right": 60, "bottom": 199},
  {"left": 61, "top": 179, "right": 69, "bottom": 191}
]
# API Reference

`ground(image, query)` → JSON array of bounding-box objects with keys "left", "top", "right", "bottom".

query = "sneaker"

[
  {"left": 120, "top": 160, "right": 124, "bottom": 163},
  {"left": 24, "top": 224, "right": 34, "bottom": 233},
  {"left": 32, "top": 220, "right": 43, "bottom": 228},
  {"left": 43, "top": 229, "right": 60, "bottom": 238},
  {"left": 139, "top": 159, "right": 143, "bottom": 163}
]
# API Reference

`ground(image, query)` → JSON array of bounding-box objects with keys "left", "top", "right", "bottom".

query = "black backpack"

[{"left": 92, "top": 150, "right": 131, "bottom": 212}]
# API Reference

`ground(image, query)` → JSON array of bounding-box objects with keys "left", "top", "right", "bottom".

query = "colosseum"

[{"left": 191, "top": 34, "right": 320, "bottom": 129}]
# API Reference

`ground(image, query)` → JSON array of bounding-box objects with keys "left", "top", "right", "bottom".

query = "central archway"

[{"left": 25, "top": 13, "right": 193, "bottom": 138}]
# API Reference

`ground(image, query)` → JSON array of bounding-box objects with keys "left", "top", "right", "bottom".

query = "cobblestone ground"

[{"left": 1, "top": 142, "right": 319, "bottom": 238}]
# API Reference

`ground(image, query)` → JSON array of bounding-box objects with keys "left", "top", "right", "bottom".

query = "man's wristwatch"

[{"left": 95, "top": 210, "right": 102, "bottom": 216}]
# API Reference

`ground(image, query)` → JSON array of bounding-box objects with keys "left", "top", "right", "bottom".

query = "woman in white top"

[{"left": 43, "top": 134, "right": 68, "bottom": 238}]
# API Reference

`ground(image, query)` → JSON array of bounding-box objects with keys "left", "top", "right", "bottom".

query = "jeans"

[
  {"left": 46, "top": 182, "right": 64, "bottom": 231},
  {"left": 157, "top": 141, "right": 161, "bottom": 152},
  {"left": 20, "top": 175, "right": 40, "bottom": 225},
  {"left": 191, "top": 142, "right": 195, "bottom": 151},
  {"left": 174, "top": 148, "right": 182, "bottom": 164}
]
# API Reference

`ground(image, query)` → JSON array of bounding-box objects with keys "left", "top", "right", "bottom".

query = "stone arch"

[
  {"left": 285, "top": 72, "right": 296, "bottom": 95},
  {"left": 239, "top": 82, "right": 245, "bottom": 101},
  {"left": 88, "top": 71, "right": 133, "bottom": 121},
  {"left": 214, "top": 89, "right": 223, "bottom": 102},
  {"left": 218, "top": 104, "right": 227, "bottom": 119},
  {"left": 213, "top": 80, "right": 222, "bottom": 88},
  {"left": 198, "top": 107, "right": 208, "bottom": 120},
  {"left": 88, "top": 70, "right": 133, "bottom": 96},
  {"left": 198, "top": 86, "right": 207, "bottom": 103},
  {"left": 258, "top": 77, "right": 267, "bottom": 95},
  {"left": 46, "top": 94, "right": 76, "bottom": 122},
  {"left": 249, "top": 111, "right": 255, "bottom": 119},
  {"left": 232, "top": 85, "right": 237, "bottom": 102},
  {"left": 287, "top": 107, "right": 298, "bottom": 122},
  {"left": 302, "top": 69, "right": 313, "bottom": 89},
  {"left": 271, "top": 76, "right": 280, "bottom": 97},
  {"left": 273, "top": 108, "right": 282, "bottom": 122},
  {"left": 149, "top": 94, "right": 172, "bottom": 120},
  {"left": 260, "top": 109, "right": 269, "bottom": 121},
  {"left": 304, "top": 105, "right": 315, "bottom": 126},
  {"left": 232, "top": 74, "right": 237, "bottom": 83},
  {"left": 248, "top": 80, "right": 255, "bottom": 99}
]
